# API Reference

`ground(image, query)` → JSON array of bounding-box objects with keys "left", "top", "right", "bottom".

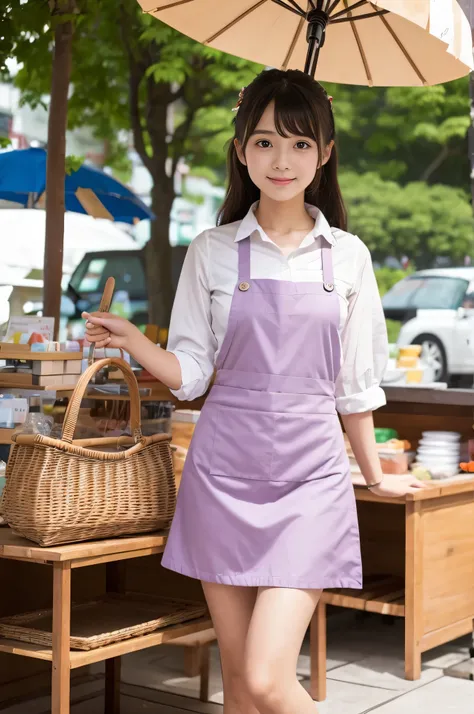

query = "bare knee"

[
  {"left": 221, "top": 659, "right": 256, "bottom": 710},
  {"left": 245, "top": 665, "right": 282, "bottom": 709}
]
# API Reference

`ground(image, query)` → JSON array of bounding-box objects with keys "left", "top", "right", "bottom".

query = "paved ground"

[{"left": 4, "top": 611, "right": 473, "bottom": 713}]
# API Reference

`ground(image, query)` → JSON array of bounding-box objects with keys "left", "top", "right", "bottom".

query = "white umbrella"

[
  {"left": 137, "top": 0, "right": 473, "bottom": 85},
  {"left": 0, "top": 209, "right": 138, "bottom": 276}
]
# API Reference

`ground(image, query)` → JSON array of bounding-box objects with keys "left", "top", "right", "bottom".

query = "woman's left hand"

[{"left": 368, "top": 474, "right": 432, "bottom": 498}]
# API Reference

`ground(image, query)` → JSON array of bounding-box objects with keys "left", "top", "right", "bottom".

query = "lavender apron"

[{"left": 162, "top": 235, "right": 362, "bottom": 589}]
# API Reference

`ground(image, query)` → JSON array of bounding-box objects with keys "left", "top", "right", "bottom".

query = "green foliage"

[
  {"left": 386, "top": 319, "right": 402, "bottom": 344},
  {"left": 1, "top": 1, "right": 259, "bottom": 181},
  {"left": 340, "top": 171, "right": 474, "bottom": 267},
  {"left": 188, "top": 165, "right": 221, "bottom": 186},
  {"left": 326, "top": 79, "right": 470, "bottom": 188},
  {"left": 65, "top": 154, "right": 84, "bottom": 175},
  {"left": 374, "top": 267, "right": 412, "bottom": 297}
]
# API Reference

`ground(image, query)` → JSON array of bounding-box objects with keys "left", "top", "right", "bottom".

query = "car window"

[
  {"left": 383, "top": 276, "right": 469, "bottom": 310},
  {"left": 75, "top": 258, "right": 107, "bottom": 292},
  {"left": 382, "top": 278, "right": 424, "bottom": 309},
  {"left": 71, "top": 255, "right": 146, "bottom": 295},
  {"left": 411, "top": 277, "right": 468, "bottom": 309}
]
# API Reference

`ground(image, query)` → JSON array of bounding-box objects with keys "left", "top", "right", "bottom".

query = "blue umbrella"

[{"left": 0, "top": 147, "right": 155, "bottom": 224}]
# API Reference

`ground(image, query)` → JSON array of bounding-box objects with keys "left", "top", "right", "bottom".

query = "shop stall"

[{"left": 1, "top": 351, "right": 474, "bottom": 712}]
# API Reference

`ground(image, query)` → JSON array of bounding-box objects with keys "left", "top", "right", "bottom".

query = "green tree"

[
  {"left": 2, "top": 0, "right": 260, "bottom": 325},
  {"left": 327, "top": 80, "right": 471, "bottom": 190},
  {"left": 341, "top": 171, "right": 474, "bottom": 267}
]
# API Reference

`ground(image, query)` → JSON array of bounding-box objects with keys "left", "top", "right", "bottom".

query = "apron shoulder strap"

[
  {"left": 238, "top": 236, "right": 251, "bottom": 281},
  {"left": 321, "top": 242, "right": 334, "bottom": 287}
]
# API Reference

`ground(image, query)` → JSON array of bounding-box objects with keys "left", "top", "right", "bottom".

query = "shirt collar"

[{"left": 234, "top": 201, "right": 336, "bottom": 246}]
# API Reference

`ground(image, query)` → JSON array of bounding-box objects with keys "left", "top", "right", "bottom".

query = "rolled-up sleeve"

[
  {"left": 335, "top": 240, "right": 388, "bottom": 415},
  {"left": 166, "top": 230, "right": 217, "bottom": 401}
]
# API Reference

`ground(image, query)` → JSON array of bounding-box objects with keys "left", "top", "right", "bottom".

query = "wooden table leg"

[
  {"left": 104, "top": 562, "right": 124, "bottom": 714},
  {"left": 52, "top": 562, "right": 71, "bottom": 714},
  {"left": 405, "top": 501, "right": 423, "bottom": 680},
  {"left": 310, "top": 600, "right": 327, "bottom": 702},
  {"left": 184, "top": 646, "right": 201, "bottom": 677},
  {"left": 199, "top": 643, "right": 210, "bottom": 702}
]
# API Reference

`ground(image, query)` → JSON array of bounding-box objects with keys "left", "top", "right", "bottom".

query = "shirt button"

[{"left": 239, "top": 281, "right": 250, "bottom": 292}]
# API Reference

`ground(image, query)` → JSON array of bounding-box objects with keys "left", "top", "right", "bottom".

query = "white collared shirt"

[{"left": 167, "top": 202, "right": 388, "bottom": 414}]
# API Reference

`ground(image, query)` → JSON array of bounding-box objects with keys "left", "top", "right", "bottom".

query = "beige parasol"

[{"left": 137, "top": 0, "right": 473, "bottom": 86}]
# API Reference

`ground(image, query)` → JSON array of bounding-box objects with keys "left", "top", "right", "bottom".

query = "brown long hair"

[{"left": 217, "top": 68, "right": 347, "bottom": 231}]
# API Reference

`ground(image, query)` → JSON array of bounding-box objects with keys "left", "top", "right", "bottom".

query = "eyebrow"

[{"left": 250, "top": 129, "right": 277, "bottom": 136}]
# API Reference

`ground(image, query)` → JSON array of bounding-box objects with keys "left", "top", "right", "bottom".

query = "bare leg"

[
  {"left": 245, "top": 587, "right": 321, "bottom": 714},
  {"left": 202, "top": 581, "right": 260, "bottom": 714}
]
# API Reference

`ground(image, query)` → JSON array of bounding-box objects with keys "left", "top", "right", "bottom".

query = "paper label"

[{"left": 430, "top": 0, "right": 454, "bottom": 50}]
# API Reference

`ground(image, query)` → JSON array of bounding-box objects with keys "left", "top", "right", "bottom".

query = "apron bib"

[{"left": 162, "top": 236, "right": 362, "bottom": 589}]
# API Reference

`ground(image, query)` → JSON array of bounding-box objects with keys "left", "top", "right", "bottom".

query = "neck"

[{"left": 254, "top": 193, "right": 313, "bottom": 235}]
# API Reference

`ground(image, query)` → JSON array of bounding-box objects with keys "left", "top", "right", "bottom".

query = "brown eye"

[
  {"left": 296, "top": 141, "right": 310, "bottom": 150},
  {"left": 256, "top": 140, "right": 272, "bottom": 148}
]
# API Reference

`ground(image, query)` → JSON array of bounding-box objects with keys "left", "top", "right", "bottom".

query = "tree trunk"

[
  {"left": 43, "top": 2, "right": 75, "bottom": 339},
  {"left": 145, "top": 184, "right": 175, "bottom": 328}
]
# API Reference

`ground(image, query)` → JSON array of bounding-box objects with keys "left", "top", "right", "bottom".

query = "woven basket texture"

[{"left": 1, "top": 357, "right": 176, "bottom": 546}]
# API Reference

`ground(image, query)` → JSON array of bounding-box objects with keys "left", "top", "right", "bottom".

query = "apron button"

[
  {"left": 239, "top": 281, "right": 250, "bottom": 292},
  {"left": 323, "top": 282, "right": 334, "bottom": 292}
]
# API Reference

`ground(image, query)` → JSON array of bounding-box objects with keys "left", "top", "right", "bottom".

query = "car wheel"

[{"left": 411, "top": 334, "right": 448, "bottom": 383}]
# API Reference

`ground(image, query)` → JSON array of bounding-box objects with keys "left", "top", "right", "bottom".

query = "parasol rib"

[
  {"left": 284, "top": 0, "right": 307, "bottom": 14},
  {"left": 343, "top": 0, "right": 373, "bottom": 86},
  {"left": 370, "top": 2, "right": 427, "bottom": 85},
  {"left": 147, "top": 0, "right": 196, "bottom": 12},
  {"left": 205, "top": 1, "right": 271, "bottom": 44},
  {"left": 272, "top": 0, "right": 305, "bottom": 18},
  {"left": 330, "top": 9, "right": 389, "bottom": 24},
  {"left": 331, "top": 0, "right": 368, "bottom": 21},
  {"left": 281, "top": 13, "right": 306, "bottom": 69},
  {"left": 327, "top": 0, "right": 341, "bottom": 13}
]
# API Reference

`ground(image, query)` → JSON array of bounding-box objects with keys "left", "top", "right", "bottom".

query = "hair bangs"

[{"left": 273, "top": 87, "right": 320, "bottom": 143}]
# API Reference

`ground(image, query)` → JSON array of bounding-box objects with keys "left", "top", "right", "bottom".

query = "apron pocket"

[
  {"left": 210, "top": 405, "right": 275, "bottom": 481},
  {"left": 271, "top": 412, "right": 346, "bottom": 482}
]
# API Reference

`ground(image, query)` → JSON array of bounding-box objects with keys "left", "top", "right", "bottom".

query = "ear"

[
  {"left": 234, "top": 138, "right": 247, "bottom": 166},
  {"left": 321, "top": 140, "right": 334, "bottom": 167}
]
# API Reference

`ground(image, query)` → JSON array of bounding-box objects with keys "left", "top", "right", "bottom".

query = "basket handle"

[{"left": 61, "top": 357, "right": 142, "bottom": 444}]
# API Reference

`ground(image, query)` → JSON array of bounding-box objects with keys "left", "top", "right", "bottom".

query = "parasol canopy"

[{"left": 137, "top": 0, "right": 473, "bottom": 85}]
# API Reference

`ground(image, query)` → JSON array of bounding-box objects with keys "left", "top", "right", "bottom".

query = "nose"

[{"left": 272, "top": 149, "right": 291, "bottom": 172}]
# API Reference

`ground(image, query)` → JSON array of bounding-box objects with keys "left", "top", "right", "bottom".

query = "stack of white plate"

[{"left": 416, "top": 431, "right": 461, "bottom": 477}]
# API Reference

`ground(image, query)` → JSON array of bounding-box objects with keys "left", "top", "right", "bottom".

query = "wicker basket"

[
  {"left": 0, "top": 593, "right": 207, "bottom": 650},
  {"left": 1, "top": 357, "right": 176, "bottom": 546}
]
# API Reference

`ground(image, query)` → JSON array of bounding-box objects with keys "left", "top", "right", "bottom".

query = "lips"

[{"left": 268, "top": 177, "right": 295, "bottom": 185}]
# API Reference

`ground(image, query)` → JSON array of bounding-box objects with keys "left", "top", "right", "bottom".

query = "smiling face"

[{"left": 235, "top": 101, "right": 333, "bottom": 203}]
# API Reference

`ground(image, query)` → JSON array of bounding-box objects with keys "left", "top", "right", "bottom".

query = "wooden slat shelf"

[
  {"left": 0, "top": 529, "right": 168, "bottom": 563},
  {"left": 322, "top": 576, "right": 405, "bottom": 617},
  {"left": 0, "top": 616, "right": 213, "bottom": 669},
  {"left": 0, "top": 382, "right": 74, "bottom": 392},
  {"left": 0, "top": 351, "right": 82, "bottom": 361}
]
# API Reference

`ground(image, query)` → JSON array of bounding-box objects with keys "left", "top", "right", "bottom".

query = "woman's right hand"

[{"left": 82, "top": 311, "right": 139, "bottom": 351}]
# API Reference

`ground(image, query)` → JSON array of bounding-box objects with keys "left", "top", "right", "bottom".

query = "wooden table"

[
  {"left": 311, "top": 477, "right": 474, "bottom": 699},
  {"left": 0, "top": 529, "right": 212, "bottom": 714}
]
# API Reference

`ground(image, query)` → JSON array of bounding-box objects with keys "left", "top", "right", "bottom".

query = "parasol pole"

[{"left": 304, "top": 8, "right": 329, "bottom": 77}]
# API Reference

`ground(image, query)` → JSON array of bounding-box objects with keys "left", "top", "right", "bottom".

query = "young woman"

[{"left": 84, "top": 69, "right": 427, "bottom": 714}]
